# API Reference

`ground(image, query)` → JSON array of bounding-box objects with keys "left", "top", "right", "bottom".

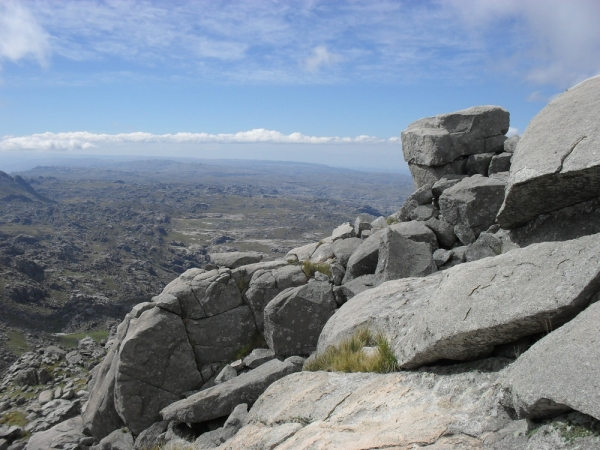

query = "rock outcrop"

[
  {"left": 498, "top": 76, "right": 600, "bottom": 228},
  {"left": 401, "top": 106, "right": 509, "bottom": 187}
]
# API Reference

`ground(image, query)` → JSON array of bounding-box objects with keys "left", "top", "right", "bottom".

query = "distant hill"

[{"left": 0, "top": 171, "right": 55, "bottom": 203}]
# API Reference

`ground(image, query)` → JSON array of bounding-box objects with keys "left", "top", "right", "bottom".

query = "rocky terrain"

[
  {"left": 0, "top": 160, "right": 413, "bottom": 374},
  {"left": 2, "top": 75, "right": 600, "bottom": 449}
]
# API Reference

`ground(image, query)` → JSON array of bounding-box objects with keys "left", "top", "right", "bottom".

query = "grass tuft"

[
  {"left": 304, "top": 328, "right": 397, "bottom": 373},
  {"left": 386, "top": 216, "right": 399, "bottom": 225},
  {"left": 301, "top": 261, "right": 331, "bottom": 279},
  {"left": 234, "top": 331, "right": 268, "bottom": 361}
]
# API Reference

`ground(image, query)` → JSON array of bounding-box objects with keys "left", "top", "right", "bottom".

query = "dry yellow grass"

[{"left": 304, "top": 328, "right": 397, "bottom": 373}]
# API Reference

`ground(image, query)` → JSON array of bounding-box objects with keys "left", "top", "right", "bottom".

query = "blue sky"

[{"left": 0, "top": 0, "right": 599, "bottom": 172}]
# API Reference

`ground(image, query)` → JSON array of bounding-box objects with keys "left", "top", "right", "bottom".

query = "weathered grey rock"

[
  {"left": 360, "top": 229, "right": 371, "bottom": 239},
  {"left": 209, "top": 252, "right": 263, "bottom": 269},
  {"left": 504, "top": 135, "right": 520, "bottom": 153},
  {"left": 431, "top": 175, "right": 467, "bottom": 198},
  {"left": 0, "top": 426, "right": 21, "bottom": 442},
  {"left": 498, "top": 76, "right": 600, "bottom": 228},
  {"left": 38, "top": 390, "right": 53, "bottom": 404},
  {"left": 502, "top": 301, "right": 600, "bottom": 421},
  {"left": 285, "top": 242, "right": 319, "bottom": 262},
  {"left": 465, "top": 152, "right": 495, "bottom": 176},
  {"left": 505, "top": 197, "right": 600, "bottom": 248},
  {"left": 26, "top": 417, "right": 85, "bottom": 450},
  {"left": 82, "top": 345, "right": 124, "bottom": 440},
  {"left": 330, "top": 222, "right": 355, "bottom": 241},
  {"left": 402, "top": 106, "right": 510, "bottom": 167},
  {"left": 488, "top": 152, "right": 512, "bottom": 175},
  {"left": 318, "top": 275, "right": 443, "bottom": 354},
  {"left": 409, "top": 159, "right": 468, "bottom": 189},
  {"left": 186, "top": 305, "right": 257, "bottom": 365},
  {"left": 214, "top": 365, "right": 238, "bottom": 385},
  {"left": 244, "top": 265, "right": 307, "bottom": 330},
  {"left": 91, "top": 428, "right": 134, "bottom": 450},
  {"left": 424, "top": 217, "right": 456, "bottom": 248},
  {"left": 223, "top": 359, "right": 514, "bottom": 449},
  {"left": 439, "top": 175, "right": 506, "bottom": 236},
  {"left": 353, "top": 217, "right": 371, "bottom": 238},
  {"left": 433, "top": 249, "right": 453, "bottom": 267},
  {"left": 375, "top": 228, "right": 436, "bottom": 283},
  {"left": 465, "top": 232, "right": 502, "bottom": 262},
  {"left": 194, "top": 403, "right": 248, "bottom": 449},
  {"left": 342, "top": 231, "right": 382, "bottom": 283},
  {"left": 333, "top": 275, "right": 375, "bottom": 306},
  {"left": 133, "top": 421, "right": 169, "bottom": 450},
  {"left": 389, "top": 221, "right": 438, "bottom": 249},
  {"left": 329, "top": 262, "right": 345, "bottom": 286},
  {"left": 161, "top": 359, "right": 299, "bottom": 424},
  {"left": 114, "top": 307, "right": 202, "bottom": 435},
  {"left": 409, "top": 205, "right": 438, "bottom": 221},
  {"left": 396, "top": 234, "right": 600, "bottom": 369},
  {"left": 370, "top": 216, "right": 388, "bottom": 230},
  {"left": 395, "top": 184, "right": 435, "bottom": 221},
  {"left": 243, "top": 348, "right": 275, "bottom": 369},
  {"left": 309, "top": 243, "right": 334, "bottom": 263},
  {"left": 331, "top": 237, "right": 361, "bottom": 268},
  {"left": 454, "top": 223, "right": 476, "bottom": 245},
  {"left": 264, "top": 282, "right": 336, "bottom": 356},
  {"left": 230, "top": 260, "right": 288, "bottom": 287}
]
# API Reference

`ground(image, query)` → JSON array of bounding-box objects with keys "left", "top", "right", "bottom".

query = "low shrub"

[
  {"left": 302, "top": 261, "right": 331, "bottom": 279},
  {"left": 304, "top": 328, "right": 397, "bottom": 373}
]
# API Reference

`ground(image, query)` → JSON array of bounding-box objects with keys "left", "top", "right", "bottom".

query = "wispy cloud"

[
  {"left": 0, "top": 0, "right": 50, "bottom": 68},
  {"left": 0, "top": 129, "right": 397, "bottom": 152},
  {"left": 304, "top": 46, "right": 342, "bottom": 72},
  {"left": 2, "top": 0, "right": 598, "bottom": 87}
]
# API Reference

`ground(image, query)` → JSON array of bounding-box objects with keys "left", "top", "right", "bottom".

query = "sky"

[{"left": 0, "top": 0, "right": 599, "bottom": 172}]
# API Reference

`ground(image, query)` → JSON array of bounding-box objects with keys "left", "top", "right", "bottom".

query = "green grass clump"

[
  {"left": 234, "top": 331, "right": 268, "bottom": 361},
  {"left": 304, "top": 328, "right": 397, "bottom": 373},
  {"left": 302, "top": 261, "right": 331, "bottom": 279},
  {"left": 0, "top": 410, "right": 28, "bottom": 427},
  {"left": 57, "top": 330, "right": 109, "bottom": 348},
  {"left": 6, "top": 331, "right": 30, "bottom": 356},
  {"left": 386, "top": 216, "right": 399, "bottom": 225}
]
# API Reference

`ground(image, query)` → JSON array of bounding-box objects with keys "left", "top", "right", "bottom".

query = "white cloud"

[
  {"left": 0, "top": 0, "right": 50, "bottom": 67},
  {"left": 506, "top": 127, "right": 519, "bottom": 137},
  {"left": 3, "top": 1, "right": 598, "bottom": 87},
  {"left": 304, "top": 46, "right": 342, "bottom": 71},
  {"left": 0, "top": 129, "right": 397, "bottom": 152}
]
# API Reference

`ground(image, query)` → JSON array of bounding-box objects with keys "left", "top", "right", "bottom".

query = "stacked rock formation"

[{"left": 20, "top": 76, "right": 600, "bottom": 450}]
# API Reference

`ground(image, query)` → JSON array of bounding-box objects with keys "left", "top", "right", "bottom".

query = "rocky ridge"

[{"left": 3, "top": 76, "right": 600, "bottom": 449}]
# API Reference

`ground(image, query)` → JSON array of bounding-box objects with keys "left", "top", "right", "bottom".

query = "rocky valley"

[{"left": 1, "top": 75, "right": 600, "bottom": 450}]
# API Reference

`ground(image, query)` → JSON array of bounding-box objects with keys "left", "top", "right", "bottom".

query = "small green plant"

[
  {"left": 304, "top": 328, "right": 397, "bottom": 373},
  {"left": 234, "top": 331, "right": 268, "bottom": 360},
  {"left": 386, "top": 216, "right": 399, "bottom": 225},
  {"left": 235, "top": 274, "right": 252, "bottom": 293},
  {"left": 0, "top": 410, "right": 28, "bottom": 427},
  {"left": 302, "top": 261, "right": 331, "bottom": 279}
]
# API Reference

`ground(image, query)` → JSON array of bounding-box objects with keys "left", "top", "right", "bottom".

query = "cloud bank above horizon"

[
  {"left": 0, "top": 129, "right": 400, "bottom": 152},
  {"left": 1, "top": 0, "right": 598, "bottom": 88}
]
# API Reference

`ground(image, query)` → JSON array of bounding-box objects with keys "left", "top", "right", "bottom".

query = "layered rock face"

[
  {"left": 401, "top": 106, "right": 510, "bottom": 188},
  {"left": 498, "top": 75, "right": 600, "bottom": 228}
]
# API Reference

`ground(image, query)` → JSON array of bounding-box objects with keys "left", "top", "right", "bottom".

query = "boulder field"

[{"left": 16, "top": 76, "right": 600, "bottom": 449}]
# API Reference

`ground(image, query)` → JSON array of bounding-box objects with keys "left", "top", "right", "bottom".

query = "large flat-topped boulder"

[
  {"left": 402, "top": 106, "right": 509, "bottom": 187},
  {"left": 397, "top": 233, "right": 600, "bottom": 368},
  {"left": 318, "top": 234, "right": 600, "bottom": 371},
  {"left": 502, "top": 301, "right": 600, "bottom": 421},
  {"left": 497, "top": 76, "right": 600, "bottom": 228},
  {"left": 209, "top": 252, "right": 263, "bottom": 269}
]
